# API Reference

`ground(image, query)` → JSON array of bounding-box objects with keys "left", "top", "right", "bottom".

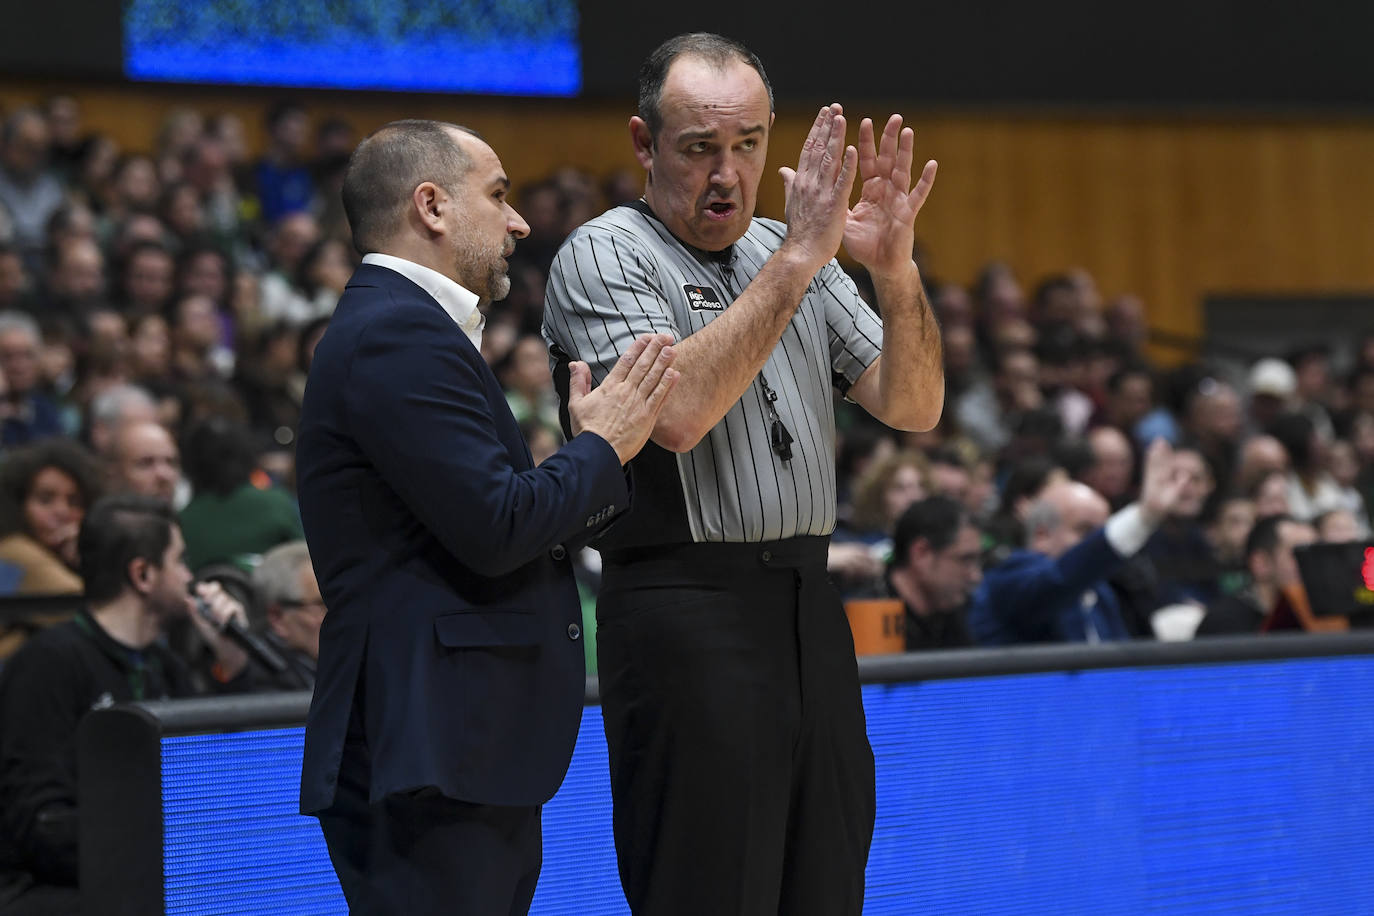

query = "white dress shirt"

[{"left": 361, "top": 253, "right": 485, "bottom": 350}]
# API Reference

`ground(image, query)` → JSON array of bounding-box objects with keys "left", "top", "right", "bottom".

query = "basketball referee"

[{"left": 542, "top": 33, "right": 944, "bottom": 916}]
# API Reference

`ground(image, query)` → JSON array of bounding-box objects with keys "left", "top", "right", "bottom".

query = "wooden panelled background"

[{"left": 4, "top": 79, "right": 1374, "bottom": 361}]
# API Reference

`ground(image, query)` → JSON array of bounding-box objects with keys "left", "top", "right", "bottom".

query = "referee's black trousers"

[{"left": 597, "top": 536, "right": 875, "bottom": 915}]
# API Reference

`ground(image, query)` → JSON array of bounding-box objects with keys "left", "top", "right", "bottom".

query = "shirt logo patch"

[{"left": 683, "top": 285, "right": 725, "bottom": 312}]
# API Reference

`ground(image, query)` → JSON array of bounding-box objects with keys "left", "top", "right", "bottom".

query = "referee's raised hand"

[{"left": 568, "top": 332, "right": 680, "bottom": 465}]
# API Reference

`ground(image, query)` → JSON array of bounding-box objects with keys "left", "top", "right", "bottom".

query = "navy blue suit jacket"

[
  {"left": 967, "top": 529, "right": 1132, "bottom": 644},
  {"left": 296, "top": 264, "right": 628, "bottom": 814}
]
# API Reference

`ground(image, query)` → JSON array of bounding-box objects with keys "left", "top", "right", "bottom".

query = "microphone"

[{"left": 194, "top": 596, "right": 289, "bottom": 675}]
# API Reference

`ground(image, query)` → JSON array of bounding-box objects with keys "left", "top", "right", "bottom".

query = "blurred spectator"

[
  {"left": 835, "top": 421, "right": 897, "bottom": 519},
  {"left": 1140, "top": 446, "right": 1219, "bottom": 606},
  {"left": 887, "top": 496, "right": 982, "bottom": 650},
  {"left": 831, "top": 450, "right": 929, "bottom": 591},
  {"left": 258, "top": 211, "right": 323, "bottom": 324},
  {"left": 170, "top": 293, "right": 234, "bottom": 381},
  {"left": 0, "top": 495, "right": 252, "bottom": 910},
  {"left": 1314, "top": 507, "right": 1361, "bottom": 543},
  {"left": 42, "top": 95, "right": 85, "bottom": 183},
  {"left": 252, "top": 540, "right": 324, "bottom": 689},
  {"left": 116, "top": 241, "right": 176, "bottom": 315},
  {"left": 1093, "top": 363, "right": 1155, "bottom": 439},
  {"left": 1103, "top": 294, "right": 1148, "bottom": 357},
  {"left": 1207, "top": 495, "right": 1257, "bottom": 596},
  {"left": 0, "top": 439, "right": 103, "bottom": 594},
  {"left": 85, "top": 383, "right": 157, "bottom": 457},
  {"left": 235, "top": 320, "right": 302, "bottom": 446},
  {"left": 41, "top": 237, "right": 105, "bottom": 317},
  {"left": 0, "top": 244, "right": 32, "bottom": 310},
  {"left": 154, "top": 108, "right": 204, "bottom": 185},
  {"left": 1078, "top": 425, "right": 1136, "bottom": 510},
  {"left": 158, "top": 181, "right": 206, "bottom": 248},
  {"left": 1324, "top": 437, "right": 1370, "bottom": 533},
  {"left": 969, "top": 440, "right": 1189, "bottom": 644},
  {"left": 1247, "top": 357, "right": 1296, "bottom": 434},
  {"left": 518, "top": 416, "right": 561, "bottom": 468},
  {"left": 1195, "top": 514, "right": 1316, "bottom": 636},
  {"left": 1250, "top": 468, "right": 1292, "bottom": 518},
  {"left": 840, "top": 449, "right": 929, "bottom": 546},
  {"left": 1272, "top": 411, "right": 1345, "bottom": 523},
  {"left": 0, "top": 109, "right": 66, "bottom": 256},
  {"left": 178, "top": 416, "right": 303, "bottom": 571},
  {"left": 1234, "top": 433, "right": 1290, "bottom": 495},
  {"left": 253, "top": 102, "right": 314, "bottom": 223},
  {"left": 0, "top": 312, "right": 63, "bottom": 446},
  {"left": 106, "top": 154, "right": 161, "bottom": 226},
  {"left": 128, "top": 312, "right": 172, "bottom": 384},
  {"left": 106, "top": 420, "right": 181, "bottom": 506},
  {"left": 1180, "top": 375, "right": 1241, "bottom": 491},
  {"left": 925, "top": 446, "right": 973, "bottom": 505},
  {"left": 500, "top": 333, "right": 560, "bottom": 430},
  {"left": 293, "top": 236, "right": 351, "bottom": 319},
  {"left": 1288, "top": 343, "right": 1336, "bottom": 440},
  {"left": 181, "top": 135, "right": 243, "bottom": 244},
  {"left": 955, "top": 346, "right": 1040, "bottom": 455}
]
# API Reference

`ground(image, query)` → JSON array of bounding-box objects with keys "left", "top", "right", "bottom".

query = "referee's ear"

[{"left": 630, "top": 117, "right": 656, "bottom": 170}]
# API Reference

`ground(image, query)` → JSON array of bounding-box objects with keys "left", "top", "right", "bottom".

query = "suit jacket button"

[
  {"left": 550, "top": 544, "right": 567, "bottom": 561},
  {"left": 567, "top": 623, "right": 581, "bottom": 640}
]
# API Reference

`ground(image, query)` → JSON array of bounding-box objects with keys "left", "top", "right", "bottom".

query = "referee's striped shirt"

[{"left": 542, "top": 202, "right": 883, "bottom": 550}]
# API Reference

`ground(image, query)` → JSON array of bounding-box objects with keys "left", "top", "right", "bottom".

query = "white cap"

[{"left": 1249, "top": 358, "right": 1296, "bottom": 399}]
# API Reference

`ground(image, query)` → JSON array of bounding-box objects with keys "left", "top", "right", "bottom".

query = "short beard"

[{"left": 456, "top": 234, "right": 511, "bottom": 302}]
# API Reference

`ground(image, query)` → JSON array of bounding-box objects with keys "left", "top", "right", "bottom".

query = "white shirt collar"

[{"left": 361, "top": 253, "right": 485, "bottom": 349}]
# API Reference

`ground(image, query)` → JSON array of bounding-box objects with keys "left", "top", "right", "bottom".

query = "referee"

[{"left": 543, "top": 33, "right": 944, "bottom": 916}]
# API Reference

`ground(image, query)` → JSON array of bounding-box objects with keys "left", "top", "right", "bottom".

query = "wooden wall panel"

[{"left": 4, "top": 80, "right": 1374, "bottom": 361}]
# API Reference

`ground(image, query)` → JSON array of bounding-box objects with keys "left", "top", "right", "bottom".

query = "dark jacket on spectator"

[
  {"left": 968, "top": 530, "right": 1133, "bottom": 644},
  {"left": 0, "top": 608, "right": 248, "bottom": 902}
]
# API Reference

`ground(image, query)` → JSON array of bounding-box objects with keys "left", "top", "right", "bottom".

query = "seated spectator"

[
  {"left": 1272, "top": 411, "right": 1346, "bottom": 523},
  {"left": 252, "top": 102, "right": 314, "bottom": 224},
  {"left": 0, "top": 312, "right": 63, "bottom": 447},
  {"left": 0, "top": 439, "right": 103, "bottom": 595},
  {"left": 969, "top": 440, "right": 1189, "bottom": 644},
  {"left": 85, "top": 382, "right": 157, "bottom": 457},
  {"left": 1195, "top": 514, "right": 1316, "bottom": 636},
  {"left": 106, "top": 420, "right": 181, "bottom": 506},
  {"left": 1314, "top": 507, "right": 1361, "bottom": 544},
  {"left": 1141, "top": 446, "right": 1219, "bottom": 606},
  {"left": 887, "top": 497, "right": 982, "bottom": 651},
  {"left": 256, "top": 212, "right": 322, "bottom": 325},
  {"left": 1234, "top": 433, "right": 1289, "bottom": 495},
  {"left": 955, "top": 345, "right": 1041, "bottom": 455},
  {"left": 115, "top": 241, "right": 176, "bottom": 316},
  {"left": 40, "top": 236, "right": 106, "bottom": 318},
  {"left": 0, "top": 245, "right": 33, "bottom": 311},
  {"left": 1250, "top": 467, "right": 1292, "bottom": 518},
  {"left": 178, "top": 416, "right": 303, "bottom": 571},
  {"left": 500, "top": 333, "right": 561, "bottom": 431},
  {"left": 830, "top": 450, "right": 929, "bottom": 593},
  {"left": 251, "top": 540, "right": 324, "bottom": 689},
  {"left": 925, "top": 445, "right": 974, "bottom": 505},
  {"left": 1206, "top": 495, "right": 1257, "bottom": 596},
  {"left": 0, "top": 495, "right": 252, "bottom": 910},
  {"left": 0, "top": 109, "right": 66, "bottom": 257},
  {"left": 1078, "top": 425, "right": 1136, "bottom": 510}
]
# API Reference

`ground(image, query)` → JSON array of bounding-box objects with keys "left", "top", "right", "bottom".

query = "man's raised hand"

[
  {"left": 778, "top": 104, "right": 858, "bottom": 274},
  {"left": 843, "top": 114, "right": 937, "bottom": 278},
  {"left": 568, "top": 333, "right": 680, "bottom": 465}
]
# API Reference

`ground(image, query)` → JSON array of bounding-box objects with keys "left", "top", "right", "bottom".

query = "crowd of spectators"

[
  {"left": 0, "top": 88, "right": 1369, "bottom": 912},
  {"left": 0, "top": 93, "right": 1368, "bottom": 666}
]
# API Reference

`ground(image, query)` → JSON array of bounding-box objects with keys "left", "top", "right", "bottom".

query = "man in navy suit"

[
  {"left": 969, "top": 440, "right": 1189, "bottom": 644},
  {"left": 295, "top": 119, "right": 679, "bottom": 915}
]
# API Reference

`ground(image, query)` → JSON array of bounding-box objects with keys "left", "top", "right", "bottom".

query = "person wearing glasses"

[{"left": 251, "top": 539, "right": 324, "bottom": 690}]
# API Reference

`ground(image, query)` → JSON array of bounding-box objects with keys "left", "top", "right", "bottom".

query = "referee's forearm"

[
  {"left": 649, "top": 246, "right": 817, "bottom": 452},
  {"left": 872, "top": 262, "right": 944, "bottom": 431}
]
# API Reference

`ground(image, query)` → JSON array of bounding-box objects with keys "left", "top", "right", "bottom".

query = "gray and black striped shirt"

[{"left": 542, "top": 202, "right": 883, "bottom": 549}]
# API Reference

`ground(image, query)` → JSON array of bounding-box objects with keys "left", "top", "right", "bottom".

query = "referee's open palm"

[
  {"left": 568, "top": 333, "right": 680, "bottom": 465},
  {"left": 844, "top": 114, "right": 938, "bottom": 277}
]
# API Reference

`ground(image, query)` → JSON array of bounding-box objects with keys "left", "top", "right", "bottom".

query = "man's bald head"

[
  {"left": 109, "top": 420, "right": 180, "bottom": 504},
  {"left": 341, "top": 120, "right": 481, "bottom": 255},
  {"left": 1026, "top": 480, "right": 1109, "bottom": 558}
]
